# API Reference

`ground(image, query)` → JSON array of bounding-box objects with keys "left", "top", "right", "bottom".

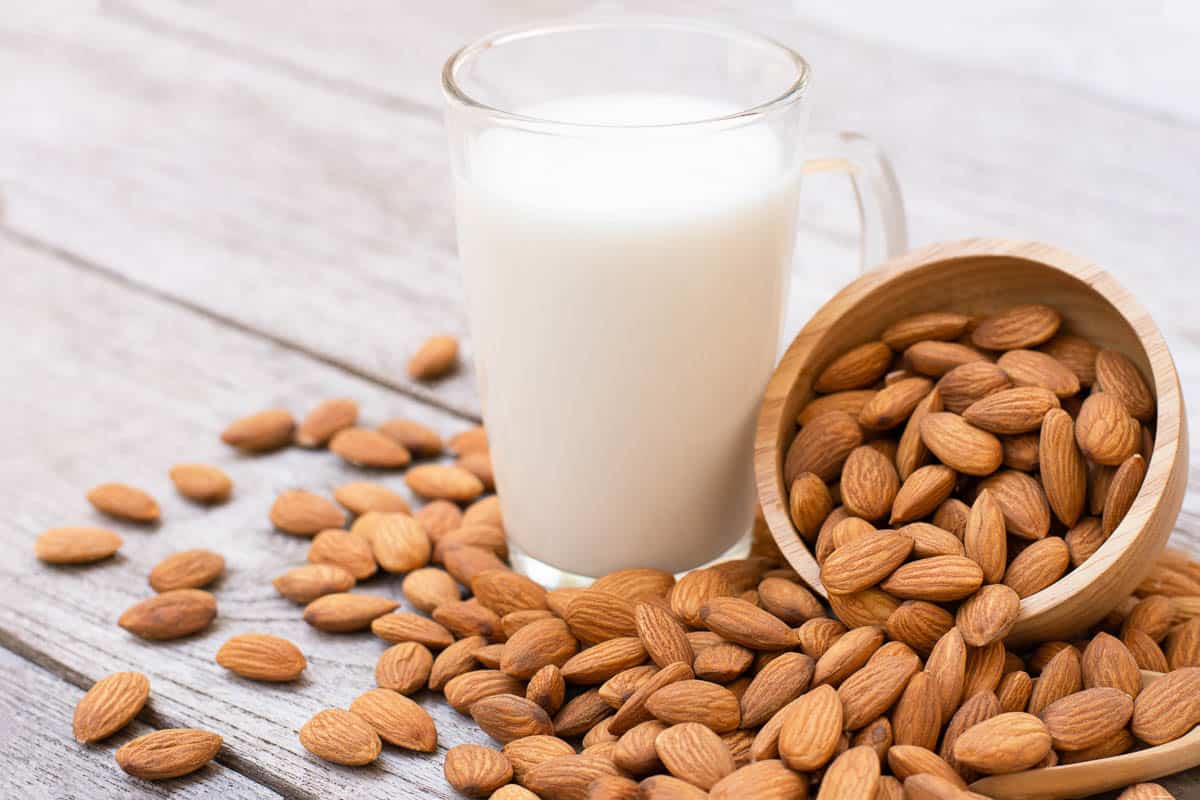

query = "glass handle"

[{"left": 803, "top": 131, "right": 908, "bottom": 271}]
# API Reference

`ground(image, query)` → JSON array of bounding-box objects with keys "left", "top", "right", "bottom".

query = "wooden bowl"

[{"left": 754, "top": 238, "right": 1188, "bottom": 645}]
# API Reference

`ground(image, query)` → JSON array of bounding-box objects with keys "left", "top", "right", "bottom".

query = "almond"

[
  {"left": 821, "top": 532, "right": 913, "bottom": 596},
  {"left": 272, "top": 563, "right": 355, "bottom": 603},
  {"left": 371, "top": 641, "right": 433, "bottom": 695},
  {"left": 502, "top": 736, "right": 576, "bottom": 783},
  {"left": 592, "top": 567, "right": 675, "bottom": 599},
  {"left": 815, "top": 341, "right": 892, "bottom": 392},
  {"left": 883, "top": 312, "right": 972, "bottom": 351},
  {"left": 1040, "top": 686, "right": 1133, "bottom": 751},
  {"left": 757, "top": 578, "right": 824, "bottom": 626},
  {"left": 86, "top": 482, "right": 159, "bottom": 523},
  {"left": 788, "top": 472, "right": 833, "bottom": 541},
  {"left": 1103, "top": 453, "right": 1146, "bottom": 535},
  {"left": 608, "top": 662, "right": 693, "bottom": 735},
  {"left": 303, "top": 593, "right": 398, "bottom": 633},
  {"left": 34, "top": 526, "right": 122, "bottom": 565},
  {"left": 435, "top": 523, "right": 508, "bottom": 561},
  {"left": 220, "top": 407, "right": 294, "bottom": 452},
  {"left": 971, "top": 304, "right": 1061, "bottom": 350},
  {"left": 1040, "top": 408, "right": 1088, "bottom": 527},
  {"left": 953, "top": 712, "right": 1051, "bottom": 773},
  {"left": 858, "top": 377, "right": 934, "bottom": 430},
  {"left": 1118, "top": 785, "right": 1176, "bottom": 800},
  {"left": 561, "top": 637, "right": 647, "bottom": 684},
  {"left": 444, "top": 670, "right": 525, "bottom": 714},
  {"left": 1096, "top": 350, "right": 1155, "bottom": 421},
  {"left": 329, "top": 426, "right": 412, "bottom": 468},
  {"left": 799, "top": 390, "right": 878, "bottom": 426},
  {"left": 1039, "top": 335, "right": 1098, "bottom": 386},
  {"left": 400, "top": 566, "right": 460, "bottom": 612},
  {"left": 1081, "top": 632, "right": 1141, "bottom": 697},
  {"left": 896, "top": 388, "right": 943, "bottom": 480},
  {"left": 405, "top": 463, "right": 484, "bottom": 502},
  {"left": 838, "top": 643, "right": 921, "bottom": 729},
  {"left": 919, "top": 413, "right": 1003, "bottom": 476},
  {"left": 634, "top": 602, "right": 693, "bottom": 668},
  {"left": 881, "top": 556, "right": 983, "bottom": 602},
  {"left": 269, "top": 489, "right": 346, "bottom": 535},
  {"left": 333, "top": 481, "right": 412, "bottom": 515},
  {"left": 699, "top": 597, "right": 797, "bottom": 650},
  {"left": 936, "top": 362, "right": 1012, "bottom": 415},
  {"left": 784, "top": 411, "right": 863, "bottom": 483},
  {"left": 931, "top": 498, "right": 970, "bottom": 538},
  {"left": 828, "top": 588, "right": 901, "bottom": 628},
  {"left": 1168, "top": 619, "right": 1200, "bottom": 670},
  {"left": 119, "top": 589, "right": 217, "bottom": 640},
  {"left": 525, "top": 664, "right": 565, "bottom": 715},
  {"left": 1076, "top": 392, "right": 1141, "bottom": 465},
  {"left": 813, "top": 625, "right": 884, "bottom": 687},
  {"left": 1027, "top": 646, "right": 1082, "bottom": 716},
  {"left": 797, "top": 618, "right": 848, "bottom": 660},
  {"left": 307, "top": 529, "right": 376, "bottom": 579},
  {"left": 415, "top": 499, "right": 463, "bottom": 542},
  {"left": 469, "top": 693, "right": 554, "bottom": 744},
  {"left": 1064, "top": 517, "right": 1107, "bottom": 566},
  {"left": 962, "top": 387, "right": 1059, "bottom": 435},
  {"left": 408, "top": 334, "right": 459, "bottom": 379},
  {"left": 115, "top": 729, "right": 222, "bottom": 780},
  {"left": 501, "top": 617, "right": 578, "bottom": 679},
  {"left": 169, "top": 463, "right": 232, "bottom": 504},
  {"left": 925, "top": 629, "right": 967, "bottom": 724},
  {"left": 503, "top": 609, "right": 556, "bottom": 638},
  {"left": 553, "top": 689, "right": 612, "bottom": 736},
  {"left": 891, "top": 465, "right": 956, "bottom": 524},
  {"left": 1123, "top": 629, "right": 1170, "bottom": 673},
  {"left": 1124, "top": 595, "right": 1176, "bottom": 642},
  {"left": 612, "top": 720, "right": 666, "bottom": 775},
  {"left": 444, "top": 743, "right": 511, "bottom": 796},
  {"left": 817, "top": 746, "right": 880, "bottom": 800},
  {"left": 216, "top": 633, "right": 305, "bottom": 681},
  {"left": 464, "top": 570, "right": 545, "bottom": 618},
  {"left": 345, "top": 687, "right": 437, "bottom": 753},
  {"left": 739, "top": 652, "right": 814, "bottom": 728},
  {"left": 1003, "top": 536, "right": 1069, "bottom": 598},
  {"left": 474, "top": 643, "right": 504, "bottom": 668},
  {"left": 956, "top": 584, "right": 1020, "bottom": 647},
  {"left": 562, "top": 589, "right": 636, "bottom": 644},
  {"left": 977, "top": 470, "right": 1051, "bottom": 540},
  {"left": 369, "top": 609, "right": 455, "bottom": 647},
  {"left": 73, "top": 671, "right": 150, "bottom": 743},
  {"left": 709, "top": 759, "right": 808, "bottom": 800},
  {"left": 886, "top": 601, "right": 953, "bottom": 657},
  {"left": 456, "top": 451, "right": 495, "bottom": 491},
  {"left": 940, "top": 690, "right": 1000, "bottom": 777},
  {"left": 777, "top": 683, "right": 843, "bottom": 770},
  {"left": 995, "top": 349, "right": 1080, "bottom": 397},
  {"left": 962, "top": 640, "right": 1006, "bottom": 699},
  {"left": 447, "top": 425, "right": 488, "bottom": 456},
  {"left": 523, "top": 754, "right": 621, "bottom": 800},
  {"left": 295, "top": 397, "right": 358, "bottom": 447},
  {"left": 963, "top": 489, "right": 1006, "bottom": 583},
  {"left": 353, "top": 511, "right": 431, "bottom": 573},
  {"left": 892, "top": 672, "right": 942, "bottom": 749},
  {"left": 886, "top": 745, "right": 965, "bottom": 787},
  {"left": 906, "top": 341, "right": 989, "bottom": 377},
  {"left": 645, "top": 679, "right": 740, "bottom": 732},
  {"left": 1003, "top": 432, "right": 1040, "bottom": 471},
  {"left": 995, "top": 669, "right": 1033, "bottom": 715},
  {"left": 852, "top": 716, "right": 893, "bottom": 763},
  {"left": 1132, "top": 667, "right": 1200, "bottom": 745},
  {"left": 444, "top": 545, "right": 509, "bottom": 585},
  {"left": 840, "top": 446, "right": 901, "bottom": 522},
  {"left": 649, "top": 721, "right": 734, "bottom": 790}
]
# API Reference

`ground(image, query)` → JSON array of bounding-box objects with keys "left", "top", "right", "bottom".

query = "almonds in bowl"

[{"left": 755, "top": 239, "right": 1187, "bottom": 645}]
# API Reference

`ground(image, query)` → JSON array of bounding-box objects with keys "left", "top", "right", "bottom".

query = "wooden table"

[{"left": 3, "top": 2, "right": 1198, "bottom": 797}]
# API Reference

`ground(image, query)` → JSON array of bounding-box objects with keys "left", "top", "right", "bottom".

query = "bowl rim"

[{"left": 754, "top": 237, "right": 1186, "bottom": 635}]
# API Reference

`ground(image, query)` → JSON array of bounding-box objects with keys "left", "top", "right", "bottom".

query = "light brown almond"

[
  {"left": 841, "top": 446, "right": 901, "bottom": 522},
  {"left": 35, "top": 527, "right": 122, "bottom": 565},
  {"left": 932, "top": 498, "right": 970, "bottom": 538},
  {"left": 996, "top": 349, "right": 1081, "bottom": 397},
  {"left": 881, "top": 556, "right": 983, "bottom": 602},
  {"left": 963, "top": 489, "right": 1007, "bottom": 583},
  {"left": 739, "top": 652, "right": 814, "bottom": 728},
  {"left": 169, "top": 463, "right": 232, "bottom": 504},
  {"left": 797, "top": 618, "right": 848, "bottom": 660},
  {"left": 925, "top": 629, "right": 967, "bottom": 724},
  {"left": 1081, "top": 632, "right": 1141, "bottom": 697},
  {"left": 1065, "top": 516, "right": 1107, "bottom": 566},
  {"left": 891, "top": 464, "right": 957, "bottom": 524},
  {"left": 377, "top": 417, "right": 444, "bottom": 457},
  {"left": 437, "top": 524, "right": 509, "bottom": 562},
  {"left": 456, "top": 451, "right": 495, "bottom": 492},
  {"left": 352, "top": 511, "right": 431, "bottom": 573},
  {"left": 892, "top": 672, "right": 942, "bottom": 750},
  {"left": 971, "top": 304, "right": 1061, "bottom": 350},
  {"left": 523, "top": 754, "right": 621, "bottom": 800},
  {"left": 1104, "top": 453, "right": 1146, "bottom": 535},
  {"left": 333, "top": 481, "right": 412, "bottom": 516},
  {"left": 470, "top": 693, "right": 555, "bottom": 744},
  {"left": 1124, "top": 595, "right": 1177, "bottom": 642},
  {"left": 553, "top": 689, "right": 612, "bottom": 738},
  {"left": 415, "top": 499, "right": 463, "bottom": 542},
  {"left": 953, "top": 712, "right": 1051, "bottom": 773},
  {"left": 777, "top": 684, "right": 843, "bottom": 771},
  {"left": 1027, "top": 646, "right": 1082, "bottom": 716},
  {"left": 349, "top": 687, "right": 437, "bottom": 752},
  {"left": 757, "top": 578, "right": 825, "bottom": 626},
  {"left": 699, "top": 596, "right": 797, "bottom": 650},
  {"left": 1040, "top": 335, "right": 1099, "bottom": 387},
  {"left": 896, "top": 388, "right": 943, "bottom": 480},
  {"left": 448, "top": 425, "right": 489, "bottom": 456},
  {"left": 269, "top": 489, "right": 346, "bottom": 535},
  {"left": 304, "top": 593, "right": 399, "bottom": 633},
  {"left": 962, "top": 386, "right": 1060, "bottom": 434},
  {"left": 887, "top": 745, "right": 965, "bottom": 787},
  {"left": 645, "top": 679, "right": 740, "bottom": 732},
  {"left": 527, "top": 664, "right": 566, "bottom": 715},
  {"left": 468, "top": 570, "right": 546, "bottom": 618},
  {"left": 940, "top": 689, "right": 1001, "bottom": 777},
  {"left": 817, "top": 746, "right": 880, "bottom": 800},
  {"left": 799, "top": 390, "right": 878, "bottom": 426},
  {"left": 1168, "top": 619, "right": 1200, "bottom": 670},
  {"left": 444, "top": 670, "right": 525, "bottom": 714},
  {"left": 784, "top": 411, "right": 864, "bottom": 483},
  {"left": 653, "top": 722, "right": 736, "bottom": 791},
  {"left": 633, "top": 602, "right": 693, "bottom": 668},
  {"left": 1076, "top": 392, "right": 1141, "bottom": 465},
  {"left": 962, "top": 640, "right": 1006, "bottom": 699},
  {"left": 1118, "top": 785, "right": 1176, "bottom": 800},
  {"left": 503, "top": 609, "right": 556, "bottom": 638},
  {"left": 401, "top": 567, "right": 461, "bottom": 612},
  {"left": 997, "top": 670, "right": 1034, "bottom": 713},
  {"left": 463, "top": 494, "right": 503, "bottom": 529},
  {"left": 1003, "top": 432, "right": 1040, "bottom": 471},
  {"left": 906, "top": 341, "right": 989, "bottom": 377},
  {"left": 788, "top": 472, "right": 832, "bottom": 541},
  {"left": 815, "top": 341, "right": 892, "bottom": 392},
  {"left": 115, "top": 729, "right": 223, "bottom": 780},
  {"left": 956, "top": 584, "right": 1020, "bottom": 647},
  {"left": 977, "top": 470, "right": 1051, "bottom": 540},
  {"left": 821, "top": 532, "right": 913, "bottom": 596},
  {"left": 119, "top": 589, "right": 217, "bottom": 640},
  {"left": 1003, "top": 536, "right": 1069, "bottom": 598},
  {"left": 216, "top": 633, "right": 305, "bottom": 681},
  {"left": 591, "top": 567, "right": 675, "bottom": 600},
  {"left": 607, "top": 662, "right": 692, "bottom": 735},
  {"left": 838, "top": 643, "right": 921, "bottom": 729},
  {"left": 307, "top": 529, "right": 376, "bottom": 580},
  {"left": 330, "top": 427, "right": 412, "bottom": 468},
  {"left": 500, "top": 617, "right": 578, "bottom": 679},
  {"left": 445, "top": 546, "right": 510, "bottom": 587},
  {"left": 1123, "top": 628, "right": 1170, "bottom": 673},
  {"left": 220, "top": 408, "right": 294, "bottom": 452},
  {"left": 296, "top": 397, "right": 358, "bottom": 447},
  {"left": 883, "top": 312, "right": 972, "bottom": 350},
  {"left": 272, "top": 563, "right": 355, "bottom": 603},
  {"left": 1096, "top": 350, "right": 1155, "bottom": 421},
  {"left": 375, "top": 641, "right": 434, "bottom": 695},
  {"left": 1040, "top": 408, "right": 1088, "bottom": 527},
  {"left": 408, "top": 334, "right": 459, "bottom": 380},
  {"left": 444, "top": 743, "right": 511, "bottom": 797},
  {"left": 561, "top": 637, "right": 647, "bottom": 684},
  {"left": 1041, "top": 686, "right": 1134, "bottom": 751},
  {"left": 827, "top": 588, "right": 901, "bottom": 628},
  {"left": 563, "top": 589, "right": 637, "bottom": 644},
  {"left": 886, "top": 601, "right": 953, "bottom": 657},
  {"left": 919, "top": 413, "right": 1002, "bottom": 476},
  {"left": 73, "top": 671, "right": 150, "bottom": 743},
  {"left": 858, "top": 377, "right": 935, "bottom": 431},
  {"left": 709, "top": 759, "right": 808, "bottom": 800},
  {"left": 299, "top": 708, "right": 382, "bottom": 766},
  {"left": 501, "top": 736, "right": 576, "bottom": 784},
  {"left": 693, "top": 641, "right": 751, "bottom": 683},
  {"left": 937, "top": 362, "right": 1012, "bottom": 415},
  {"left": 406, "top": 463, "right": 484, "bottom": 502},
  {"left": 433, "top": 599, "right": 502, "bottom": 641},
  {"left": 1132, "top": 667, "right": 1200, "bottom": 745},
  {"left": 86, "top": 483, "right": 159, "bottom": 523}
]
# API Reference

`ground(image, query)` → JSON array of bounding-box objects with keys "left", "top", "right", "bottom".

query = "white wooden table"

[{"left": 3, "top": 2, "right": 1199, "bottom": 797}]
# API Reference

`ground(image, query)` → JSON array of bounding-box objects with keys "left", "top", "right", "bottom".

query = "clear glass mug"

[{"left": 442, "top": 18, "right": 907, "bottom": 585}]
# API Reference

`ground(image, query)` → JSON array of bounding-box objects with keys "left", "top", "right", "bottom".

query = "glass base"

[{"left": 508, "top": 531, "right": 753, "bottom": 589}]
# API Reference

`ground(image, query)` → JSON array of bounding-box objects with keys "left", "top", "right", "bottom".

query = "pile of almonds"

[
  {"left": 30, "top": 327, "right": 1200, "bottom": 799},
  {"left": 784, "top": 303, "right": 1155, "bottom": 641}
]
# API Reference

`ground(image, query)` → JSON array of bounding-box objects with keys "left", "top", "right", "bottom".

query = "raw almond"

[
  {"left": 563, "top": 589, "right": 637, "bottom": 644},
  {"left": 963, "top": 386, "right": 1060, "bottom": 434},
  {"left": 352, "top": 511, "right": 431, "bottom": 573},
  {"left": 307, "top": 529, "right": 376, "bottom": 580},
  {"left": 789, "top": 472, "right": 832, "bottom": 541},
  {"left": 87, "top": 483, "right": 160, "bottom": 523},
  {"left": 885, "top": 601, "right": 953, "bottom": 657},
  {"left": 891, "top": 465, "right": 956, "bottom": 524},
  {"left": 444, "top": 670, "right": 525, "bottom": 714},
  {"left": 502, "top": 735, "right": 575, "bottom": 783},
  {"left": 739, "top": 651, "right": 814, "bottom": 727},
  {"left": 119, "top": 589, "right": 217, "bottom": 640},
  {"left": 73, "top": 671, "right": 150, "bottom": 743},
  {"left": 1123, "top": 629, "right": 1170, "bottom": 673},
  {"left": 977, "top": 470, "right": 1051, "bottom": 540},
  {"left": 962, "top": 640, "right": 1006, "bottom": 699},
  {"left": 553, "top": 689, "right": 611, "bottom": 737},
  {"left": 817, "top": 746, "right": 880, "bottom": 800},
  {"left": 963, "top": 489, "right": 1007, "bottom": 583},
  {"left": 694, "top": 641, "right": 753, "bottom": 682},
  {"left": 523, "top": 754, "right": 621, "bottom": 800},
  {"left": 370, "top": 610, "right": 455, "bottom": 647},
  {"left": 828, "top": 588, "right": 901, "bottom": 628},
  {"left": 1040, "top": 335, "right": 1099, "bottom": 386},
  {"left": 375, "top": 641, "right": 434, "bottom": 695},
  {"left": 295, "top": 397, "right": 358, "bottom": 447},
  {"left": 797, "top": 618, "right": 848, "bottom": 660},
  {"left": 443, "top": 743, "right": 511, "bottom": 796},
  {"left": 456, "top": 451, "right": 495, "bottom": 491},
  {"left": 1124, "top": 595, "right": 1176, "bottom": 642},
  {"left": 1167, "top": 619, "right": 1200, "bottom": 670},
  {"left": 34, "top": 526, "right": 122, "bottom": 565},
  {"left": 896, "top": 388, "right": 943, "bottom": 480},
  {"left": 940, "top": 690, "right": 1001, "bottom": 776},
  {"left": 815, "top": 341, "right": 892, "bottom": 392},
  {"left": 925, "top": 629, "right": 967, "bottom": 724},
  {"left": 216, "top": 633, "right": 305, "bottom": 681},
  {"left": 995, "top": 349, "right": 1080, "bottom": 397},
  {"left": 840, "top": 446, "right": 900, "bottom": 521},
  {"left": 645, "top": 679, "right": 740, "bottom": 732},
  {"left": 1040, "top": 408, "right": 1087, "bottom": 527},
  {"left": 269, "top": 489, "right": 346, "bottom": 535},
  {"left": 784, "top": 411, "right": 863, "bottom": 483},
  {"left": 956, "top": 584, "right": 1020, "bottom": 647},
  {"left": 330, "top": 427, "right": 411, "bottom": 468},
  {"left": 852, "top": 716, "right": 893, "bottom": 763},
  {"left": 377, "top": 417, "right": 444, "bottom": 457},
  {"left": 880, "top": 556, "right": 983, "bottom": 602},
  {"left": 612, "top": 720, "right": 666, "bottom": 775},
  {"left": 655, "top": 722, "right": 736, "bottom": 790},
  {"left": 469, "top": 569, "right": 546, "bottom": 617},
  {"left": 1082, "top": 632, "right": 1141, "bottom": 697},
  {"left": 886, "top": 745, "right": 965, "bottom": 787},
  {"left": 1103, "top": 453, "right": 1146, "bottom": 535},
  {"left": 905, "top": 341, "right": 989, "bottom": 377},
  {"left": 444, "top": 545, "right": 509, "bottom": 585},
  {"left": 1027, "top": 646, "right": 1082, "bottom": 716},
  {"left": 1003, "top": 432, "right": 1040, "bottom": 471},
  {"left": 1065, "top": 517, "right": 1108, "bottom": 566},
  {"left": 838, "top": 643, "right": 920, "bottom": 729},
  {"left": 405, "top": 463, "right": 484, "bottom": 502},
  {"left": 527, "top": 664, "right": 566, "bottom": 715},
  {"left": 799, "top": 389, "right": 878, "bottom": 426},
  {"left": 304, "top": 593, "right": 398, "bottom": 633},
  {"left": 463, "top": 494, "right": 504, "bottom": 528},
  {"left": 1118, "top": 785, "right": 1176, "bottom": 800},
  {"left": 435, "top": 523, "right": 509, "bottom": 561},
  {"left": 401, "top": 566, "right": 460, "bottom": 612},
  {"left": 500, "top": 617, "right": 578, "bottom": 679},
  {"left": 592, "top": 567, "right": 675, "bottom": 599},
  {"left": 1132, "top": 667, "right": 1200, "bottom": 745},
  {"left": 1040, "top": 686, "right": 1133, "bottom": 751},
  {"left": 503, "top": 609, "right": 555, "bottom": 638},
  {"left": 971, "top": 304, "right": 1061, "bottom": 350},
  {"left": 333, "top": 481, "right": 412, "bottom": 516},
  {"left": 220, "top": 408, "right": 294, "bottom": 452},
  {"left": 821, "top": 532, "right": 913, "bottom": 595},
  {"left": 937, "top": 362, "right": 1012, "bottom": 415},
  {"left": 115, "top": 729, "right": 223, "bottom": 780},
  {"left": 470, "top": 693, "right": 555, "bottom": 743},
  {"left": 858, "top": 377, "right": 934, "bottom": 431},
  {"left": 892, "top": 672, "right": 942, "bottom": 749},
  {"left": 709, "top": 758, "right": 808, "bottom": 800},
  {"left": 408, "top": 334, "right": 459, "bottom": 380},
  {"left": 699, "top": 596, "right": 797, "bottom": 650},
  {"left": 757, "top": 578, "right": 825, "bottom": 626},
  {"left": 474, "top": 643, "right": 504, "bottom": 668},
  {"left": 448, "top": 425, "right": 489, "bottom": 455},
  {"left": 1003, "top": 536, "right": 1069, "bottom": 598},
  {"left": 561, "top": 637, "right": 647, "bottom": 684},
  {"left": 634, "top": 602, "right": 693, "bottom": 668},
  {"left": 607, "top": 662, "right": 694, "bottom": 735},
  {"left": 415, "top": 499, "right": 463, "bottom": 542},
  {"left": 350, "top": 687, "right": 437, "bottom": 752},
  {"left": 1096, "top": 350, "right": 1155, "bottom": 421},
  {"left": 169, "top": 463, "right": 232, "bottom": 504},
  {"left": 882, "top": 312, "right": 972, "bottom": 351},
  {"left": 952, "top": 712, "right": 1051, "bottom": 773},
  {"left": 272, "top": 563, "right": 355, "bottom": 603},
  {"left": 920, "top": 413, "right": 1002, "bottom": 476},
  {"left": 1076, "top": 392, "right": 1141, "bottom": 465}
]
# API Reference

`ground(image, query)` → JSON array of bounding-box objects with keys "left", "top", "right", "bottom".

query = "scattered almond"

[
  {"left": 115, "top": 729, "right": 222, "bottom": 780},
  {"left": 169, "top": 463, "right": 233, "bottom": 503},
  {"left": 87, "top": 483, "right": 160, "bottom": 523}
]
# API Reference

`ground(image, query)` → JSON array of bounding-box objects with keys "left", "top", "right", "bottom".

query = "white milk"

[{"left": 453, "top": 93, "right": 802, "bottom": 576}]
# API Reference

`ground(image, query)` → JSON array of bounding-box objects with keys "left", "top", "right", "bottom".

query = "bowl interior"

[{"left": 756, "top": 241, "right": 1185, "bottom": 642}]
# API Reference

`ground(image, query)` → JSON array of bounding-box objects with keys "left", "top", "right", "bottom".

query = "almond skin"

[
  {"left": 963, "top": 386, "right": 1061, "bottom": 434},
  {"left": 1095, "top": 350, "right": 1155, "bottom": 421},
  {"left": 401, "top": 567, "right": 461, "bottom": 613},
  {"left": 784, "top": 411, "right": 863, "bottom": 483},
  {"left": 919, "top": 412, "right": 1003, "bottom": 476},
  {"left": 799, "top": 390, "right": 878, "bottom": 426},
  {"left": 307, "top": 529, "right": 377, "bottom": 580},
  {"left": 333, "top": 481, "right": 412, "bottom": 516},
  {"left": 444, "top": 670, "right": 525, "bottom": 714},
  {"left": 561, "top": 637, "right": 647, "bottom": 684},
  {"left": 523, "top": 754, "right": 622, "bottom": 800},
  {"left": 408, "top": 334, "right": 459, "bottom": 380},
  {"left": 1040, "top": 686, "right": 1133, "bottom": 751},
  {"left": 1003, "top": 537, "right": 1070, "bottom": 598},
  {"left": 995, "top": 349, "right": 1081, "bottom": 397},
  {"left": 887, "top": 745, "right": 965, "bottom": 787},
  {"left": 1041, "top": 335, "right": 1099, "bottom": 387},
  {"left": 119, "top": 589, "right": 217, "bottom": 640},
  {"left": 634, "top": 602, "right": 694, "bottom": 668},
  {"left": 905, "top": 341, "right": 989, "bottom": 377},
  {"left": 375, "top": 641, "right": 433, "bottom": 695},
  {"left": 953, "top": 712, "right": 1052, "bottom": 774},
  {"left": 892, "top": 672, "right": 942, "bottom": 750},
  {"left": 169, "top": 463, "right": 233, "bottom": 504},
  {"left": 272, "top": 563, "right": 355, "bottom": 603},
  {"left": 739, "top": 651, "right": 814, "bottom": 728},
  {"left": 941, "top": 689, "right": 1001, "bottom": 775},
  {"left": 1123, "top": 629, "right": 1170, "bottom": 673},
  {"left": 350, "top": 688, "right": 437, "bottom": 752},
  {"left": 115, "top": 729, "right": 223, "bottom": 780},
  {"left": 377, "top": 417, "right": 444, "bottom": 457},
  {"left": 815, "top": 341, "right": 892, "bottom": 392},
  {"left": 840, "top": 445, "right": 901, "bottom": 522},
  {"left": 885, "top": 601, "right": 953, "bottom": 657},
  {"left": 882, "top": 312, "right": 972, "bottom": 350},
  {"left": 444, "top": 743, "right": 512, "bottom": 796},
  {"left": 370, "top": 610, "right": 454, "bottom": 646},
  {"left": 758, "top": 578, "right": 825, "bottom": 626},
  {"left": 500, "top": 617, "right": 578, "bottom": 679},
  {"left": 1028, "top": 646, "right": 1083, "bottom": 716},
  {"left": 553, "top": 689, "right": 613, "bottom": 737},
  {"left": 645, "top": 680, "right": 741, "bottom": 732},
  {"left": 971, "top": 304, "right": 1061, "bottom": 350},
  {"left": 34, "top": 526, "right": 122, "bottom": 564},
  {"left": 964, "top": 489, "right": 1007, "bottom": 583},
  {"left": 215, "top": 633, "right": 306, "bottom": 682},
  {"left": 74, "top": 671, "right": 150, "bottom": 743},
  {"left": 1132, "top": 667, "right": 1200, "bottom": 745},
  {"left": 1117, "top": 785, "right": 1176, "bottom": 800},
  {"left": 269, "top": 489, "right": 346, "bottom": 535},
  {"left": 655, "top": 722, "right": 736, "bottom": 791},
  {"left": 305, "top": 593, "right": 398, "bottom": 633},
  {"left": 355, "top": 511, "right": 431, "bottom": 573},
  {"left": 295, "top": 397, "right": 358, "bottom": 447},
  {"left": 937, "top": 362, "right": 1012, "bottom": 415},
  {"left": 699, "top": 596, "right": 797, "bottom": 650},
  {"left": 925, "top": 629, "right": 967, "bottom": 724},
  {"left": 1103, "top": 453, "right": 1147, "bottom": 536},
  {"left": 891, "top": 465, "right": 956, "bottom": 524},
  {"left": 956, "top": 584, "right": 1020, "bottom": 647},
  {"left": 405, "top": 463, "right": 485, "bottom": 502},
  {"left": 86, "top": 483, "right": 160, "bottom": 523},
  {"left": 1082, "top": 632, "right": 1141, "bottom": 697},
  {"left": 821, "top": 532, "right": 913, "bottom": 595},
  {"left": 997, "top": 670, "right": 1034, "bottom": 713},
  {"left": 838, "top": 643, "right": 921, "bottom": 729},
  {"left": 330, "top": 427, "right": 411, "bottom": 468},
  {"left": 300, "top": 709, "right": 382, "bottom": 766},
  {"left": 858, "top": 377, "right": 934, "bottom": 431},
  {"left": 896, "top": 388, "right": 943, "bottom": 479},
  {"left": 470, "top": 693, "right": 555, "bottom": 744},
  {"left": 977, "top": 470, "right": 1051, "bottom": 540},
  {"left": 434, "top": 598, "right": 501, "bottom": 643},
  {"left": 608, "top": 661, "right": 694, "bottom": 735},
  {"left": 789, "top": 472, "right": 832, "bottom": 541},
  {"left": 817, "top": 746, "right": 881, "bottom": 800},
  {"left": 709, "top": 759, "right": 809, "bottom": 800},
  {"left": 220, "top": 408, "right": 294, "bottom": 452},
  {"left": 473, "top": 569, "right": 548, "bottom": 617},
  {"left": 1040, "top": 408, "right": 1088, "bottom": 527},
  {"left": 1076, "top": 392, "right": 1141, "bottom": 465},
  {"left": 880, "top": 556, "right": 984, "bottom": 602}
]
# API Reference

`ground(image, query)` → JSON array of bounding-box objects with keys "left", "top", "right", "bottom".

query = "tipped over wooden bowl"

[{"left": 754, "top": 238, "right": 1188, "bottom": 645}]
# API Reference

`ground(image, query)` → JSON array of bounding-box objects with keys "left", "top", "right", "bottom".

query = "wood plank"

[
  {"left": 0, "top": 646, "right": 281, "bottom": 798},
  {"left": 0, "top": 232, "right": 490, "bottom": 798}
]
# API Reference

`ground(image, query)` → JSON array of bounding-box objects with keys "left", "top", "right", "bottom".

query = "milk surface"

[{"left": 454, "top": 92, "right": 803, "bottom": 575}]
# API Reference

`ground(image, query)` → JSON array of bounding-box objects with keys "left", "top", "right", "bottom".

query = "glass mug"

[{"left": 442, "top": 18, "right": 907, "bottom": 585}]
